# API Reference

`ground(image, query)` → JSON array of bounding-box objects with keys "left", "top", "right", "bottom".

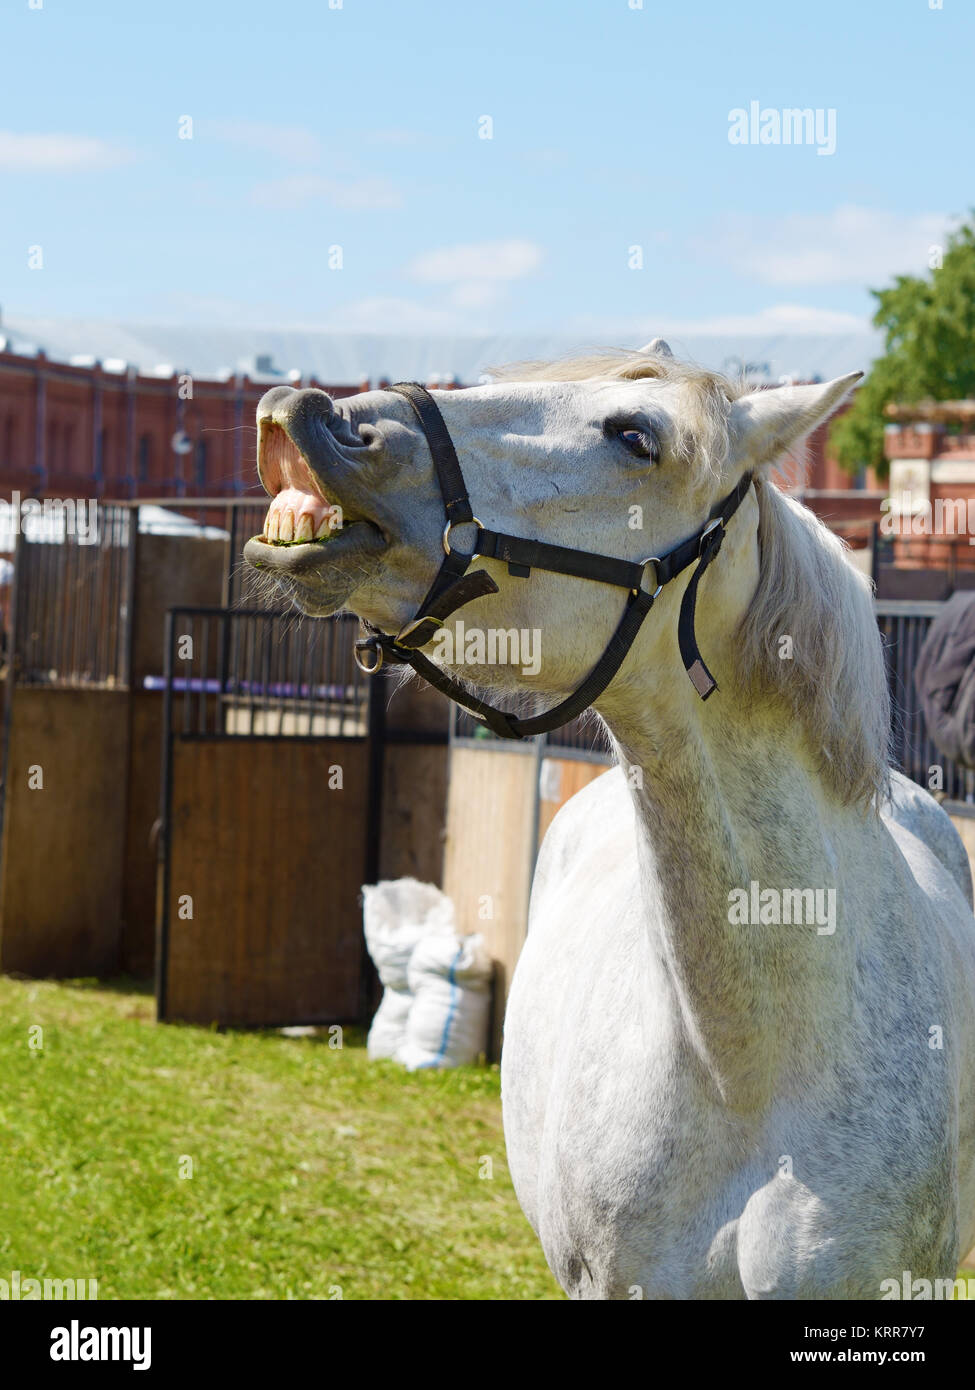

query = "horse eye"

[{"left": 616, "top": 427, "right": 657, "bottom": 461}]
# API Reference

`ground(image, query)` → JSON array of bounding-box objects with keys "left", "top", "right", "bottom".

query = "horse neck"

[{"left": 599, "top": 674, "right": 860, "bottom": 1115}]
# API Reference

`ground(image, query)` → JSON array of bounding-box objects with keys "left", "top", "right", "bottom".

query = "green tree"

[{"left": 830, "top": 217, "right": 975, "bottom": 477}]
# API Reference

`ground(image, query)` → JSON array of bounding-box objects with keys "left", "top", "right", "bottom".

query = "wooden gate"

[
  {"left": 157, "top": 607, "right": 383, "bottom": 1028},
  {"left": 0, "top": 506, "right": 135, "bottom": 975}
]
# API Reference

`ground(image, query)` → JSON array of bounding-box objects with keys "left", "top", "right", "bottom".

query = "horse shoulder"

[{"left": 529, "top": 765, "right": 631, "bottom": 914}]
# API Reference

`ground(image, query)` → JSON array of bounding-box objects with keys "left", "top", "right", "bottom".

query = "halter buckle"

[
  {"left": 442, "top": 517, "right": 485, "bottom": 559},
  {"left": 633, "top": 557, "right": 663, "bottom": 600},
  {"left": 395, "top": 613, "right": 441, "bottom": 645},
  {"left": 699, "top": 517, "right": 723, "bottom": 557}
]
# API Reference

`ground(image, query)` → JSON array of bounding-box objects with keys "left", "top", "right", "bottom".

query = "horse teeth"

[
  {"left": 315, "top": 514, "right": 332, "bottom": 538},
  {"left": 266, "top": 511, "right": 280, "bottom": 541},
  {"left": 294, "top": 514, "right": 314, "bottom": 542},
  {"left": 279, "top": 510, "right": 294, "bottom": 541}
]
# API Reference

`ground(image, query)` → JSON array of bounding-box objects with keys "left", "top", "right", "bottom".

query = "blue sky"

[{"left": 1, "top": 0, "right": 971, "bottom": 339}]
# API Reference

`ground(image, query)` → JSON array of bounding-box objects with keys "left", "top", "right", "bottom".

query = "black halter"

[{"left": 353, "top": 382, "right": 753, "bottom": 740}]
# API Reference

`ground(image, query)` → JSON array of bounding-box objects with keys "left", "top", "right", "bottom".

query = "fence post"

[
  {"left": 360, "top": 666, "right": 386, "bottom": 1025},
  {"left": 155, "top": 608, "right": 175, "bottom": 1021},
  {"left": 871, "top": 520, "right": 880, "bottom": 590}
]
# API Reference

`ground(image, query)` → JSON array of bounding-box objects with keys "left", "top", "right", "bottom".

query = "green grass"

[
  {"left": 3, "top": 976, "right": 972, "bottom": 1302},
  {"left": 0, "top": 976, "right": 560, "bottom": 1300}
]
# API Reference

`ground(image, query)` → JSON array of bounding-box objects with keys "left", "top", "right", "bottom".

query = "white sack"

[
  {"left": 397, "top": 930, "right": 492, "bottom": 1070},
  {"left": 366, "top": 986, "right": 413, "bottom": 1061},
  {"left": 362, "top": 878, "right": 456, "bottom": 1060}
]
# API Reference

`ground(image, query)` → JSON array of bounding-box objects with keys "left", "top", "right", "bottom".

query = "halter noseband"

[{"left": 353, "top": 382, "right": 753, "bottom": 740}]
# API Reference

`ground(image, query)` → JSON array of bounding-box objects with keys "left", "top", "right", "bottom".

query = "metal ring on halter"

[
  {"left": 442, "top": 516, "right": 485, "bottom": 559},
  {"left": 633, "top": 557, "right": 663, "bottom": 600},
  {"left": 354, "top": 643, "right": 384, "bottom": 674}
]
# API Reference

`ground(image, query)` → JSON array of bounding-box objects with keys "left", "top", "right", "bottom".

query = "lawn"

[
  {"left": 2, "top": 976, "right": 972, "bottom": 1302},
  {"left": 0, "top": 976, "right": 561, "bottom": 1300}
]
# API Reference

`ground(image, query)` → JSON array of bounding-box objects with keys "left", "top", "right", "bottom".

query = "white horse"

[{"left": 245, "top": 346, "right": 975, "bottom": 1300}]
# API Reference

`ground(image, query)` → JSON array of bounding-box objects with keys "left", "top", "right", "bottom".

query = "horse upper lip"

[
  {"left": 256, "top": 416, "right": 375, "bottom": 523},
  {"left": 257, "top": 420, "right": 331, "bottom": 500},
  {"left": 254, "top": 417, "right": 390, "bottom": 555}
]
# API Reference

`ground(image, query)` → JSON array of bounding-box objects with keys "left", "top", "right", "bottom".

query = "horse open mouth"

[{"left": 244, "top": 420, "right": 386, "bottom": 576}]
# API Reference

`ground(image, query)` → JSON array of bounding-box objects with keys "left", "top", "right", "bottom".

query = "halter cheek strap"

[{"left": 354, "top": 382, "right": 753, "bottom": 740}]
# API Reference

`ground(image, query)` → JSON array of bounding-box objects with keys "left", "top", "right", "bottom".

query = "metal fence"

[
  {"left": 9, "top": 490, "right": 971, "bottom": 797},
  {"left": 6, "top": 496, "right": 275, "bottom": 690},
  {"left": 12, "top": 503, "right": 133, "bottom": 688},
  {"left": 161, "top": 607, "right": 370, "bottom": 739},
  {"left": 226, "top": 502, "right": 274, "bottom": 608},
  {"left": 877, "top": 600, "right": 975, "bottom": 802},
  {"left": 452, "top": 600, "right": 975, "bottom": 799}
]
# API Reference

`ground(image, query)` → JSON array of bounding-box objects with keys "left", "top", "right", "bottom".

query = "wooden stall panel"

[
  {"left": 379, "top": 744, "right": 448, "bottom": 885},
  {"left": 163, "top": 737, "right": 369, "bottom": 1027},
  {"left": 442, "top": 745, "right": 536, "bottom": 1058},
  {"left": 0, "top": 688, "right": 129, "bottom": 976},
  {"left": 537, "top": 757, "right": 612, "bottom": 845},
  {"left": 131, "top": 535, "right": 226, "bottom": 685}
]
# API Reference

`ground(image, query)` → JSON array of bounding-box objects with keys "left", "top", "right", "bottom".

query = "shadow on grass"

[
  {"left": 5, "top": 973, "right": 155, "bottom": 998},
  {"left": 6, "top": 977, "right": 371, "bottom": 1045}
]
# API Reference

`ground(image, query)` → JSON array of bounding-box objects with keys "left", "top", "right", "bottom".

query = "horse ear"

[
  {"left": 639, "top": 338, "right": 674, "bottom": 357},
  {"left": 728, "top": 372, "right": 862, "bottom": 470}
]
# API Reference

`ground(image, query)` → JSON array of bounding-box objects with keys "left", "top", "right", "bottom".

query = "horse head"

[{"left": 244, "top": 347, "right": 862, "bottom": 724}]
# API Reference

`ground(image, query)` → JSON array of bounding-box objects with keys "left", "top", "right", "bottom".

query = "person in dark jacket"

[{"left": 915, "top": 590, "right": 975, "bottom": 770}]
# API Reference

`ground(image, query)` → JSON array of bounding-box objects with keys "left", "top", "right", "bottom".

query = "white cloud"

[
  {"left": 702, "top": 206, "right": 953, "bottom": 286},
  {"left": 209, "top": 120, "right": 322, "bottom": 164},
  {"left": 0, "top": 131, "right": 132, "bottom": 171},
  {"left": 409, "top": 238, "right": 544, "bottom": 283},
  {"left": 249, "top": 174, "right": 403, "bottom": 211}
]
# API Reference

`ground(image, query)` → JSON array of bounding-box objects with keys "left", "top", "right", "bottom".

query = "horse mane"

[
  {"left": 492, "top": 346, "right": 891, "bottom": 810},
  {"left": 737, "top": 479, "right": 891, "bottom": 810}
]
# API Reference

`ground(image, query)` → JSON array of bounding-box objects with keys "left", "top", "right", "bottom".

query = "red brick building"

[
  {"left": 883, "top": 401, "right": 975, "bottom": 577},
  {"left": 0, "top": 345, "right": 368, "bottom": 500},
  {"left": 0, "top": 339, "right": 864, "bottom": 506}
]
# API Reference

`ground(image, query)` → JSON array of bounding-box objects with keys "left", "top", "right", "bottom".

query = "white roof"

[
  {"left": 137, "top": 505, "right": 228, "bottom": 539},
  {"left": 0, "top": 502, "right": 227, "bottom": 552},
  {"left": 2, "top": 313, "right": 883, "bottom": 386}
]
